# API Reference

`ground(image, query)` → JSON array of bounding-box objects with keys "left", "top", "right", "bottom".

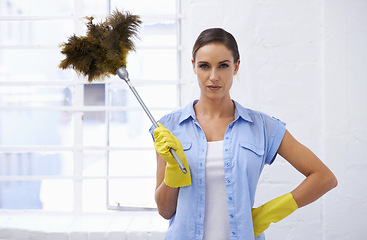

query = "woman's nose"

[{"left": 209, "top": 69, "right": 218, "bottom": 82}]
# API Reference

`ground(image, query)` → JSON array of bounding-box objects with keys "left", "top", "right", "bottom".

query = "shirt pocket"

[
  {"left": 181, "top": 142, "right": 192, "bottom": 151},
  {"left": 181, "top": 142, "right": 193, "bottom": 168},
  {"left": 238, "top": 141, "right": 265, "bottom": 169},
  {"left": 239, "top": 142, "right": 264, "bottom": 157},
  {"left": 238, "top": 142, "right": 266, "bottom": 183}
]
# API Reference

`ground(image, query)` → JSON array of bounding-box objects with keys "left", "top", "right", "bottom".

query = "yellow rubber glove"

[
  {"left": 252, "top": 193, "right": 298, "bottom": 237},
  {"left": 153, "top": 123, "right": 191, "bottom": 188}
]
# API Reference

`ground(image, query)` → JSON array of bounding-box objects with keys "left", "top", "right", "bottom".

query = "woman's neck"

[{"left": 194, "top": 96, "right": 235, "bottom": 119}]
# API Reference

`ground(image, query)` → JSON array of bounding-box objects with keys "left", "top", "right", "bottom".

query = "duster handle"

[{"left": 116, "top": 67, "right": 188, "bottom": 174}]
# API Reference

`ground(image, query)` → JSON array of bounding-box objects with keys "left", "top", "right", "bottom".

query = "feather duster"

[
  {"left": 58, "top": 9, "right": 187, "bottom": 174},
  {"left": 59, "top": 10, "right": 142, "bottom": 82}
]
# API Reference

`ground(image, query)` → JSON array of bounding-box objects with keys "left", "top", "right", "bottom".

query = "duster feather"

[{"left": 59, "top": 10, "right": 142, "bottom": 82}]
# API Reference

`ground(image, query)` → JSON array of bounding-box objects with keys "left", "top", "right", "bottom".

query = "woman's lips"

[{"left": 207, "top": 85, "right": 221, "bottom": 91}]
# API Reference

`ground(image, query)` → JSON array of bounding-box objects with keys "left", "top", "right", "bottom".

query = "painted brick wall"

[{"left": 180, "top": 0, "right": 367, "bottom": 239}]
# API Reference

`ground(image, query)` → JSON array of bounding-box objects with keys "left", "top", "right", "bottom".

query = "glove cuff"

[
  {"left": 164, "top": 164, "right": 191, "bottom": 188},
  {"left": 271, "top": 193, "right": 298, "bottom": 222}
]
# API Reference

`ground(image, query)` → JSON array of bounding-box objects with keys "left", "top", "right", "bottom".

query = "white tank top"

[{"left": 203, "top": 140, "right": 230, "bottom": 240}]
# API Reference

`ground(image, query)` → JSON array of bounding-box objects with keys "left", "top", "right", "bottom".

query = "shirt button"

[
  {"left": 225, "top": 136, "right": 229, "bottom": 140},
  {"left": 224, "top": 147, "right": 228, "bottom": 151},
  {"left": 228, "top": 196, "right": 233, "bottom": 201},
  {"left": 232, "top": 231, "right": 236, "bottom": 236},
  {"left": 226, "top": 162, "right": 230, "bottom": 167},
  {"left": 226, "top": 178, "right": 231, "bottom": 184},
  {"left": 230, "top": 214, "right": 234, "bottom": 218}
]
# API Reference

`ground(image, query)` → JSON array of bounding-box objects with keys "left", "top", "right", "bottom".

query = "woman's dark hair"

[{"left": 192, "top": 28, "right": 240, "bottom": 63}]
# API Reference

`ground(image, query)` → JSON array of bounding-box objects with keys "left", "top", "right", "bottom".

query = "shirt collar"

[
  {"left": 179, "top": 100, "right": 253, "bottom": 124},
  {"left": 178, "top": 100, "right": 198, "bottom": 124},
  {"left": 233, "top": 100, "right": 253, "bottom": 123}
]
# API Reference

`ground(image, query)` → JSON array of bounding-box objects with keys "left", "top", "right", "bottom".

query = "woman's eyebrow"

[
  {"left": 197, "top": 61, "right": 209, "bottom": 64},
  {"left": 197, "top": 60, "right": 231, "bottom": 64}
]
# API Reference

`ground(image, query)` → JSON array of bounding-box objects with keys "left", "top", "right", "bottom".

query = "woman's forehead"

[{"left": 195, "top": 43, "right": 234, "bottom": 62}]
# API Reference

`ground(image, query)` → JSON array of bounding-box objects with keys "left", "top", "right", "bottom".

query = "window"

[{"left": 0, "top": 0, "right": 181, "bottom": 212}]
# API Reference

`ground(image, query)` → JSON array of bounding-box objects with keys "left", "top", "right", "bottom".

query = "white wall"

[
  {"left": 324, "top": 0, "right": 367, "bottom": 239},
  {"left": 180, "top": 0, "right": 367, "bottom": 239}
]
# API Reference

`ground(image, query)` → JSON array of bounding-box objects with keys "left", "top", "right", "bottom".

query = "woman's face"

[{"left": 192, "top": 42, "right": 240, "bottom": 101}]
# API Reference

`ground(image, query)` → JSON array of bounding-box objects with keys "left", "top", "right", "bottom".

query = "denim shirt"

[{"left": 150, "top": 100, "right": 286, "bottom": 240}]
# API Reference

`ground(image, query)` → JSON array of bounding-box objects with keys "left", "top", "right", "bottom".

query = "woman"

[{"left": 150, "top": 28, "right": 337, "bottom": 240}]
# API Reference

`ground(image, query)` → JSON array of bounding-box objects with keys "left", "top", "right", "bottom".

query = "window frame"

[{"left": 0, "top": 0, "right": 183, "bottom": 213}]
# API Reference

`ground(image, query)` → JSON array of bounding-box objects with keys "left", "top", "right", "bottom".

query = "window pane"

[
  {"left": 107, "top": 83, "right": 177, "bottom": 115},
  {"left": 83, "top": 115, "right": 107, "bottom": 146},
  {"left": 110, "top": 0, "right": 175, "bottom": 15},
  {"left": 108, "top": 150, "right": 156, "bottom": 177},
  {"left": 82, "top": 179, "right": 106, "bottom": 212},
  {"left": 0, "top": 152, "right": 73, "bottom": 176},
  {"left": 84, "top": 84, "right": 105, "bottom": 109},
  {"left": 108, "top": 82, "right": 176, "bottom": 148},
  {"left": 108, "top": 150, "right": 156, "bottom": 208},
  {"left": 139, "top": 21, "right": 177, "bottom": 48},
  {"left": 0, "top": 179, "right": 73, "bottom": 211},
  {"left": 1, "top": 0, "right": 74, "bottom": 16},
  {"left": 0, "top": 86, "right": 74, "bottom": 107},
  {"left": 40, "top": 179, "right": 73, "bottom": 211},
  {"left": 0, "top": 0, "right": 178, "bottom": 212},
  {"left": 108, "top": 178, "right": 156, "bottom": 209},
  {"left": 83, "top": 84, "right": 107, "bottom": 146},
  {"left": 109, "top": 84, "right": 177, "bottom": 108},
  {"left": 109, "top": 112, "right": 150, "bottom": 148},
  {"left": 0, "top": 20, "right": 74, "bottom": 46},
  {"left": 83, "top": 151, "right": 106, "bottom": 177},
  {"left": 0, "top": 49, "right": 71, "bottom": 81},
  {"left": 134, "top": 85, "right": 178, "bottom": 108},
  {"left": 108, "top": 110, "right": 170, "bottom": 148},
  {"left": 127, "top": 49, "right": 177, "bottom": 81},
  {"left": 0, "top": 180, "right": 43, "bottom": 209},
  {"left": 83, "top": 0, "right": 108, "bottom": 15},
  {"left": 0, "top": 111, "right": 73, "bottom": 146}
]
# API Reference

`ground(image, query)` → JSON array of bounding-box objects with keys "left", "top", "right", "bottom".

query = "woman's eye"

[
  {"left": 219, "top": 64, "right": 229, "bottom": 68},
  {"left": 199, "top": 64, "right": 209, "bottom": 69}
]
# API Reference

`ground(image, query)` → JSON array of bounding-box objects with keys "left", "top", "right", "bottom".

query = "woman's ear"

[
  {"left": 192, "top": 59, "right": 197, "bottom": 74},
  {"left": 233, "top": 59, "right": 240, "bottom": 75}
]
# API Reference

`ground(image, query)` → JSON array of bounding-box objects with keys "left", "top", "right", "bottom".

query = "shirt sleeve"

[
  {"left": 264, "top": 116, "right": 286, "bottom": 165},
  {"left": 148, "top": 124, "right": 155, "bottom": 141}
]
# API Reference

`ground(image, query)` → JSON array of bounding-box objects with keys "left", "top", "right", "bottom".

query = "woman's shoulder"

[
  {"left": 233, "top": 100, "right": 285, "bottom": 128},
  {"left": 233, "top": 101, "right": 271, "bottom": 120},
  {"left": 158, "top": 101, "right": 195, "bottom": 126},
  {"left": 158, "top": 109, "right": 182, "bottom": 126}
]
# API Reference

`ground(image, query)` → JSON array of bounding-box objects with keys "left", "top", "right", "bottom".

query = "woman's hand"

[
  {"left": 153, "top": 123, "right": 192, "bottom": 219},
  {"left": 252, "top": 193, "right": 298, "bottom": 237},
  {"left": 153, "top": 123, "right": 191, "bottom": 188}
]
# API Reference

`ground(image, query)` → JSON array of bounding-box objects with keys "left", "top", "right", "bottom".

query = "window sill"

[{"left": 0, "top": 210, "right": 167, "bottom": 240}]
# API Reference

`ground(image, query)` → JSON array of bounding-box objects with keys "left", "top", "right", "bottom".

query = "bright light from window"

[{"left": 0, "top": 0, "right": 179, "bottom": 212}]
